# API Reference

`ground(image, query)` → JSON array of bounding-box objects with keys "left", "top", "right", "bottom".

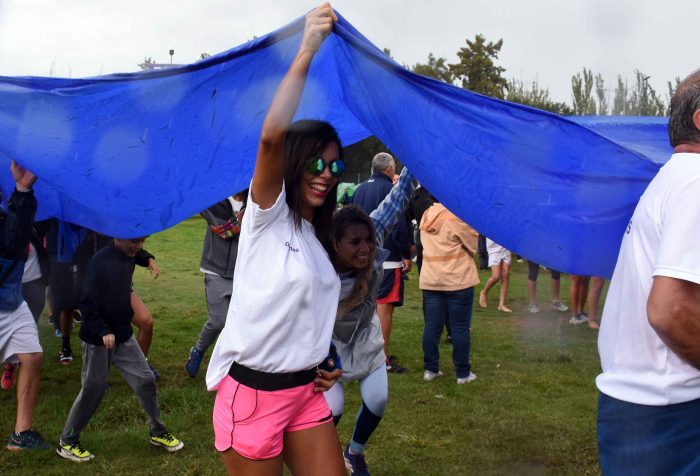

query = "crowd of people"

[{"left": 2, "top": 3, "right": 700, "bottom": 475}]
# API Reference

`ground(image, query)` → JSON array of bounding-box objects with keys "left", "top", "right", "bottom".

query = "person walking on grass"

[
  {"left": 1, "top": 161, "right": 50, "bottom": 451},
  {"left": 185, "top": 188, "right": 247, "bottom": 378},
  {"left": 479, "top": 238, "right": 512, "bottom": 313},
  {"left": 420, "top": 198, "right": 479, "bottom": 385},
  {"left": 205, "top": 4, "right": 346, "bottom": 474},
  {"left": 568, "top": 275, "right": 590, "bottom": 325},
  {"left": 57, "top": 236, "right": 183, "bottom": 462},
  {"left": 325, "top": 167, "right": 417, "bottom": 475},
  {"left": 525, "top": 260, "right": 568, "bottom": 314}
]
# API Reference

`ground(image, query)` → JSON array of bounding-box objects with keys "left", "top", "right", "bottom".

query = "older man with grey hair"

[
  {"left": 597, "top": 69, "right": 700, "bottom": 475},
  {"left": 352, "top": 152, "right": 413, "bottom": 374}
]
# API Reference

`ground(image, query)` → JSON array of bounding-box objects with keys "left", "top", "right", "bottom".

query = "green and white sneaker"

[
  {"left": 150, "top": 431, "right": 184, "bottom": 453},
  {"left": 57, "top": 441, "right": 94, "bottom": 462}
]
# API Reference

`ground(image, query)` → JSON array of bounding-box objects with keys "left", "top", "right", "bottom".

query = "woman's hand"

[
  {"left": 300, "top": 3, "right": 338, "bottom": 56},
  {"left": 313, "top": 368, "right": 342, "bottom": 392},
  {"left": 11, "top": 160, "right": 37, "bottom": 191}
]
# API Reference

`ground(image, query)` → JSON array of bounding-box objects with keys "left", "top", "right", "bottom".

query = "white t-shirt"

[
  {"left": 206, "top": 184, "right": 340, "bottom": 390},
  {"left": 597, "top": 153, "right": 700, "bottom": 405}
]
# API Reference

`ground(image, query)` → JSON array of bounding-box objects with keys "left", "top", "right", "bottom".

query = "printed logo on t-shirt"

[
  {"left": 626, "top": 220, "right": 632, "bottom": 234},
  {"left": 284, "top": 241, "right": 300, "bottom": 253}
]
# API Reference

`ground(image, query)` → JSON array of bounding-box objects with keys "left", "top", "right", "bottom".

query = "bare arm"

[
  {"left": 648, "top": 275, "right": 700, "bottom": 369},
  {"left": 251, "top": 3, "right": 337, "bottom": 209}
]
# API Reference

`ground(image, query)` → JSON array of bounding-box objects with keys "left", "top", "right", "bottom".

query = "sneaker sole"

[
  {"left": 150, "top": 439, "right": 184, "bottom": 453},
  {"left": 56, "top": 447, "right": 94, "bottom": 461}
]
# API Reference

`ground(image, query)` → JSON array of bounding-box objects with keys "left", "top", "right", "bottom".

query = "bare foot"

[
  {"left": 497, "top": 304, "right": 512, "bottom": 313},
  {"left": 588, "top": 320, "right": 600, "bottom": 329},
  {"left": 479, "top": 291, "right": 487, "bottom": 308}
]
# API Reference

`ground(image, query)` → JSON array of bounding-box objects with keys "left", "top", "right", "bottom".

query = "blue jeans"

[
  {"left": 422, "top": 287, "right": 474, "bottom": 378},
  {"left": 598, "top": 392, "right": 700, "bottom": 475}
]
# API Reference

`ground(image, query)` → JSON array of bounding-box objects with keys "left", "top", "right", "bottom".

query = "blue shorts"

[{"left": 598, "top": 392, "right": 700, "bottom": 475}]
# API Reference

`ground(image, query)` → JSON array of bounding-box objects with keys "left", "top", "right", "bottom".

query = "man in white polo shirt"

[{"left": 597, "top": 69, "right": 700, "bottom": 475}]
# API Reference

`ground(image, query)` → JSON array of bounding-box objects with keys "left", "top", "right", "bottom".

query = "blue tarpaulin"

[{"left": 0, "top": 11, "right": 672, "bottom": 278}]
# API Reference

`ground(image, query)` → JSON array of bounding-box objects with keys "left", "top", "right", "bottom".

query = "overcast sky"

[{"left": 0, "top": 0, "right": 697, "bottom": 104}]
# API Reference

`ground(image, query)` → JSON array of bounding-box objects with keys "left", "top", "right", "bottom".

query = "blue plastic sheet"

[{"left": 0, "top": 11, "right": 672, "bottom": 277}]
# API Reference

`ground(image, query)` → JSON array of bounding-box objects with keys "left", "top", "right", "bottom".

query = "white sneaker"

[
  {"left": 528, "top": 303, "right": 540, "bottom": 314},
  {"left": 457, "top": 372, "right": 477, "bottom": 384},
  {"left": 569, "top": 314, "right": 588, "bottom": 325},
  {"left": 423, "top": 370, "right": 443, "bottom": 381},
  {"left": 551, "top": 300, "right": 569, "bottom": 312}
]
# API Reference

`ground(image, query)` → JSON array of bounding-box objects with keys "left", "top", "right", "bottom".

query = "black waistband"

[{"left": 228, "top": 361, "right": 317, "bottom": 391}]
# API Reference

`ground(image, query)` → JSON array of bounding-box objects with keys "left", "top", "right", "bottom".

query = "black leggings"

[{"left": 527, "top": 261, "right": 560, "bottom": 281}]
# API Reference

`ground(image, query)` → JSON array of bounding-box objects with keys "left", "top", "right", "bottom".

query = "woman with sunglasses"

[
  {"left": 205, "top": 4, "right": 347, "bottom": 475},
  {"left": 325, "top": 167, "right": 417, "bottom": 474}
]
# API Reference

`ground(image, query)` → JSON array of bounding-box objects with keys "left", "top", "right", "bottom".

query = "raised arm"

[
  {"left": 1, "top": 161, "right": 37, "bottom": 258},
  {"left": 251, "top": 3, "right": 337, "bottom": 209},
  {"left": 369, "top": 167, "right": 418, "bottom": 248}
]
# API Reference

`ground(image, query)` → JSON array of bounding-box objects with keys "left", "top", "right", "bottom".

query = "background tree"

[
  {"left": 595, "top": 73, "right": 608, "bottom": 115},
  {"left": 571, "top": 68, "right": 597, "bottom": 115},
  {"left": 412, "top": 53, "right": 454, "bottom": 83},
  {"left": 449, "top": 34, "right": 507, "bottom": 98},
  {"left": 612, "top": 75, "right": 627, "bottom": 115},
  {"left": 504, "top": 79, "right": 573, "bottom": 115}
]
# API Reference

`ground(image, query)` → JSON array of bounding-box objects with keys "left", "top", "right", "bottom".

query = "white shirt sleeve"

[
  {"left": 654, "top": 176, "right": 700, "bottom": 284},
  {"left": 244, "top": 182, "right": 289, "bottom": 237}
]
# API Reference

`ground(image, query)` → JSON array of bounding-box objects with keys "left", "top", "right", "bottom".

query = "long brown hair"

[
  {"left": 331, "top": 206, "right": 377, "bottom": 319},
  {"left": 284, "top": 120, "right": 342, "bottom": 253}
]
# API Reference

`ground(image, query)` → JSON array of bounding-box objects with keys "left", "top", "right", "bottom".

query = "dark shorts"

[
  {"left": 48, "top": 256, "right": 88, "bottom": 312},
  {"left": 598, "top": 392, "right": 700, "bottom": 475},
  {"left": 377, "top": 268, "right": 404, "bottom": 307}
]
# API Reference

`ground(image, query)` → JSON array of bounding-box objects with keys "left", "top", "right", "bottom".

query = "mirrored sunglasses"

[{"left": 307, "top": 157, "right": 346, "bottom": 178}]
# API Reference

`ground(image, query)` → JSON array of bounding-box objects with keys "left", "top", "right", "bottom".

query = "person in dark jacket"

[
  {"left": 185, "top": 188, "right": 247, "bottom": 377},
  {"left": 57, "top": 237, "right": 183, "bottom": 462},
  {"left": 352, "top": 152, "right": 413, "bottom": 373},
  {"left": 1, "top": 161, "right": 50, "bottom": 450}
]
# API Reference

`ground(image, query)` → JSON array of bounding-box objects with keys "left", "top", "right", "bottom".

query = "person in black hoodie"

[
  {"left": 185, "top": 188, "right": 247, "bottom": 377},
  {"left": 57, "top": 237, "right": 183, "bottom": 462},
  {"left": 1, "top": 161, "right": 50, "bottom": 450}
]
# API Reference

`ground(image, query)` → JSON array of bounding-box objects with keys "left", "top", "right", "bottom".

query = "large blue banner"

[{"left": 0, "top": 11, "right": 671, "bottom": 277}]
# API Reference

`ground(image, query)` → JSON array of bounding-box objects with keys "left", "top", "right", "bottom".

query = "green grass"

[{"left": 1, "top": 217, "right": 603, "bottom": 475}]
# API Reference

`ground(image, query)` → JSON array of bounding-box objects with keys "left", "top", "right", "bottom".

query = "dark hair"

[
  {"left": 331, "top": 205, "right": 376, "bottom": 319},
  {"left": 284, "top": 120, "right": 343, "bottom": 252},
  {"left": 669, "top": 69, "right": 700, "bottom": 147}
]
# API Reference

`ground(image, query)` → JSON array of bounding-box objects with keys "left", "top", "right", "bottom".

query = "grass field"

[{"left": 1, "top": 216, "right": 604, "bottom": 475}]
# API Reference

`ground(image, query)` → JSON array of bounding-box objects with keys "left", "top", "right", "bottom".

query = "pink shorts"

[{"left": 213, "top": 374, "right": 333, "bottom": 459}]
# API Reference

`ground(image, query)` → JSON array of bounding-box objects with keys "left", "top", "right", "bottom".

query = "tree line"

[{"left": 408, "top": 34, "right": 677, "bottom": 117}]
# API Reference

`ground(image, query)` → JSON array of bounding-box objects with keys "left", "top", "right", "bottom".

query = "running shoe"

[
  {"left": 569, "top": 313, "right": 588, "bottom": 325},
  {"left": 1, "top": 362, "right": 16, "bottom": 390},
  {"left": 423, "top": 369, "right": 443, "bottom": 381},
  {"left": 551, "top": 300, "right": 569, "bottom": 312},
  {"left": 57, "top": 441, "right": 94, "bottom": 462},
  {"left": 59, "top": 347, "right": 73, "bottom": 365},
  {"left": 456, "top": 372, "right": 478, "bottom": 385},
  {"left": 528, "top": 303, "right": 541, "bottom": 314},
  {"left": 150, "top": 431, "right": 184, "bottom": 452},
  {"left": 344, "top": 445, "right": 370, "bottom": 476},
  {"left": 185, "top": 347, "right": 203, "bottom": 378},
  {"left": 385, "top": 355, "right": 408, "bottom": 374},
  {"left": 6, "top": 430, "right": 50, "bottom": 450}
]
